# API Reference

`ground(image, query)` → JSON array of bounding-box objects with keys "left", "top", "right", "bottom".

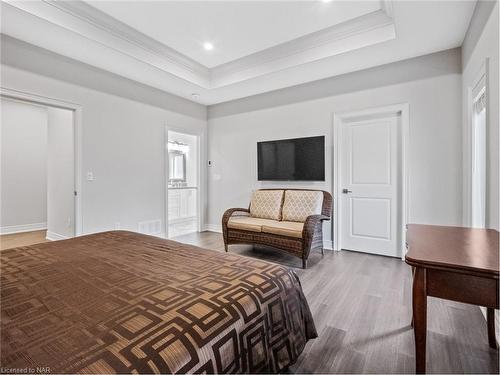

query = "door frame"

[
  {"left": 463, "top": 59, "right": 489, "bottom": 228},
  {"left": 0, "top": 87, "right": 83, "bottom": 236},
  {"left": 332, "top": 103, "right": 409, "bottom": 259},
  {"left": 164, "top": 124, "right": 206, "bottom": 239}
]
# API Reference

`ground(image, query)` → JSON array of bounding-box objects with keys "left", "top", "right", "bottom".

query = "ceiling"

[
  {"left": 88, "top": 1, "right": 381, "bottom": 68},
  {"left": 1, "top": 1, "right": 476, "bottom": 105}
]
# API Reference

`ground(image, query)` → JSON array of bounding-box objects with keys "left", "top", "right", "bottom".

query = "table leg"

[
  {"left": 487, "top": 308, "right": 498, "bottom": 349},
  {"left": 410, "top": 266, "right": 415, "bottom": 327},
  {"left": 412, "top": 267, "right": 427, "bottom": 374}
]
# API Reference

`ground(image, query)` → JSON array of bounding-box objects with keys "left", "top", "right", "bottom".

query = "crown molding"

[
  {"left": 210, "top": 8, "right": 395, "bottom": 88},
  {"left": 3, "top": 0, "right": 211, "bottom": 87},
  {"left": 380, "top": 0, "right": 394, "bottom": 18},
  {"left": 2, "top": 0, "right": 395, "bottom": 90}
]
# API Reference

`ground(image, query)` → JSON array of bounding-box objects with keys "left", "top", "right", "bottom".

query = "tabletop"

[{"left": 405, "top": 224, "right": 499, "bottom": 277}]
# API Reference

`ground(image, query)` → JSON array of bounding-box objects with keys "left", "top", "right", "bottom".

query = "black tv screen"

[{"left": 257, "top": 136, "right": 325, "bottom": 181}]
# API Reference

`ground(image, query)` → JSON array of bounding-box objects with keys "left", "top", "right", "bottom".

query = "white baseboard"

[
  {"left": 46, "top": 231, "right": 69, "bottom": 241},
  {"left": 0, "top": 222, "right": 47, "bottom": 235},
  {"left": 323, "top": 240, "right": 334, "bottom": 251},
  {"left": 204, "top": 224, "right": 222, "bottom": 233}
]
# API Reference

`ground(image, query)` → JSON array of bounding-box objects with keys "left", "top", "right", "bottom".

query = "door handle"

[{"left": 342, "top": 188, "right": 352, "bottom": 194}]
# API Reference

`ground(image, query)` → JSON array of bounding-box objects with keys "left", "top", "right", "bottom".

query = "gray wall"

[
  {"left": 208, "top": 48, "right": 461, "bottom": 119},
  {"left": 207, "top": 49, "right": 464, "bottom": 245},
  {"left": 1, "top": 39, "right": 208, "bottom": 236},
  {"left": 1, "top": 35, "right": 207, "bottom": 121}
]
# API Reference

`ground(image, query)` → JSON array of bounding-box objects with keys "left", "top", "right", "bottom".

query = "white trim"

[
  {"left": 463, "top": 59, "right": 489, "bottom": 227},
  {"left": 46, "top": 231, "right": 69, "bottom": 241},
  {"left": 323, "top": 240, "right": 334, "bottom": 251},
  {"left": 151, "top": 232, "right": 167, "bottom": 240},
  {"left": 380, "top": 0, "right": 394, "bottom": 18},
  {"left": 0, "top": 87, "right": 83, "bottom": 237},
  {"left": 0, "top": 223, "right": 47, "bottom": 235},
  {"left": 164, "top": 125, "right": 207, "bottom": 239},
  {"left": 210, "top": 8, "right": 395, "bottom": 87},
  {"left": 332, "top": 103, "right": 409, "bottom": 259},
  {"left": 204, "top": 224, "right": 222, "bottom": 233}
]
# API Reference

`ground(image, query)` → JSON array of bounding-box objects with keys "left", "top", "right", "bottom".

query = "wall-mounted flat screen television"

[{"left": 257, "top": 136, "right": 325, "bottom": 181}]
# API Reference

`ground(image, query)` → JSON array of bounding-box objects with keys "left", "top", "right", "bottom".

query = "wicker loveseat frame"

[{"left": 222, "top": 189, "right": 332, "bottom": 269}]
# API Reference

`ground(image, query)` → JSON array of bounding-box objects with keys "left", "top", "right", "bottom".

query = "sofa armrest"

[
  {"left": 304, "top": 214, "right": 330, "bottom": 225},
  {"left": 302, "top": 214, "right": 329, "bottom": 235},
  {"left": 222, "top": 208, "right": 250, "bottom": 227},
  {"left": 302, "top": 214, "right": 330, "bottom": 257},
  {"left": 222, "top": 208, "right": 250, "bottom": 245}
]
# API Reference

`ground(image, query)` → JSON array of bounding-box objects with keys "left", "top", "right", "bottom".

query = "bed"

[{"left": 1, "top": 231, "right": 316, "bottom": 373}]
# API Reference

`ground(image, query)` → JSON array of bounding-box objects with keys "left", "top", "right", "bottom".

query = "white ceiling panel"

[{"left": 88, "top": 0, "right": 381, "bottom": 68}]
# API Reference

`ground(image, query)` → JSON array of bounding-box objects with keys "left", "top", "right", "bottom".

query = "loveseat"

[{"left": 222, "top": 189, "right": 332, "bottom": 268}]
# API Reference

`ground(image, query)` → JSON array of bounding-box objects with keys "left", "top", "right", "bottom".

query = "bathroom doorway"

[{"left": 166, "top": 130, "right": 200, "bottom": 238}]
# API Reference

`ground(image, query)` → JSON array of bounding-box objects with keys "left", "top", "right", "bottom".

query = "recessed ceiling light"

[
  {"left": 203, "top": 42, "right": 214, "bottom": 51},
  {"left": 191, "top": 93, "right": 200, "bottom": 100}
]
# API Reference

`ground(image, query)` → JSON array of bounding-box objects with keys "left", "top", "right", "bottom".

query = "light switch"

[{"left": 86, "top": 171, "right": 95, "bottom": 181}]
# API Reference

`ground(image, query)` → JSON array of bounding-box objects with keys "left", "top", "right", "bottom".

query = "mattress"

[{"left": 1, "top": 231, "right": 316, "bottom": 373}]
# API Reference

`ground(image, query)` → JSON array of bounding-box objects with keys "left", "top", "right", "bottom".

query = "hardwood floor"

[
  {"left": 1, "top": 229, "right": 497, "bottom": 373},
  {"left": 174, "top": 231, "right": 499, "bottom": 374},
  {"left": 0, "top": 230, "right": 49, "bottom": 250}
]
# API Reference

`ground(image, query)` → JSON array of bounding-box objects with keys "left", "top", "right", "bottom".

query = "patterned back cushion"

[
  {"left": 282, "top": 190, "right": 323, "bottom": 222},
  {"left": 250, "top": 190, "right": 284, "bottom": 220}
]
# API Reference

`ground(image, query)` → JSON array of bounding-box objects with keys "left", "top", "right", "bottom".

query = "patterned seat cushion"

[
  {"left": 282, "top": 190, "right": 323, "bottom": 222},
  {"left": 250, "top": 190, "right": 284, "bottom": 220},
  {"left": 262, "top": 221, "right": 304, "bottom": 238}
]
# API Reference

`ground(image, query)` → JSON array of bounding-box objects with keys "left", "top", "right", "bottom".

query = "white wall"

[
  {"left": 47, "top": 107, "right": 74, "bottom": 239},
  {"left": 0, "top": 64, "right": 207, "bottom": 236},
  {"left": 0, "top": 99, "right": 48, "bottom": 233},
  {"left": 207, "top": 61, "right": 463, "bottom": 243},
  {"left": 462, "top": 1, "right": 499, "bottom": 230}
]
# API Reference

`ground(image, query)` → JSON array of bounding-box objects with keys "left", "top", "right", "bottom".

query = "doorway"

[
  {"left": 166, "top": 130, "right": 200, "bottom": 238},
  {"left": 0, "top": 97, "right": 76, "bottom": 241},
  {"left": 333, "top": 104, "right": 408, "bottom": 258}
]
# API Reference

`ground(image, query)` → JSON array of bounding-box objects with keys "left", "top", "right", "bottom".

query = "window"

[{"left": 471, "top": 73, "right": 486, "bottom": 228}]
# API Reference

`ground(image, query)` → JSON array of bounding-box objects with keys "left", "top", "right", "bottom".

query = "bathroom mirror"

[{"left": 169, "top": 151, "right": 186, "bottom": 183}]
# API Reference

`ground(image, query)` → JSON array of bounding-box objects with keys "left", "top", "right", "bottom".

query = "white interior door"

[{"left": 340, "top": 114, "right": 399, "bottom": 257}]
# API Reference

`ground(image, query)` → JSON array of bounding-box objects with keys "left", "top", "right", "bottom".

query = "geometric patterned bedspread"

[{"left": 1, "top": 231, "right": 317, "bottom": 374}]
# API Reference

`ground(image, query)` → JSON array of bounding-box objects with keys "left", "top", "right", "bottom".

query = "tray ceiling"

[
  {"left": 87, "top": 0, "right": 382, "bottom": 68},
  {"left": 1, "top": 1, "right": 476, "bottom": 104}
]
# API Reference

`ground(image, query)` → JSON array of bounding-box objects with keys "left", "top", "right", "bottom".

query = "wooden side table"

[{"left": 405, "top": 224, "right": 499, "bottom": 374}]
